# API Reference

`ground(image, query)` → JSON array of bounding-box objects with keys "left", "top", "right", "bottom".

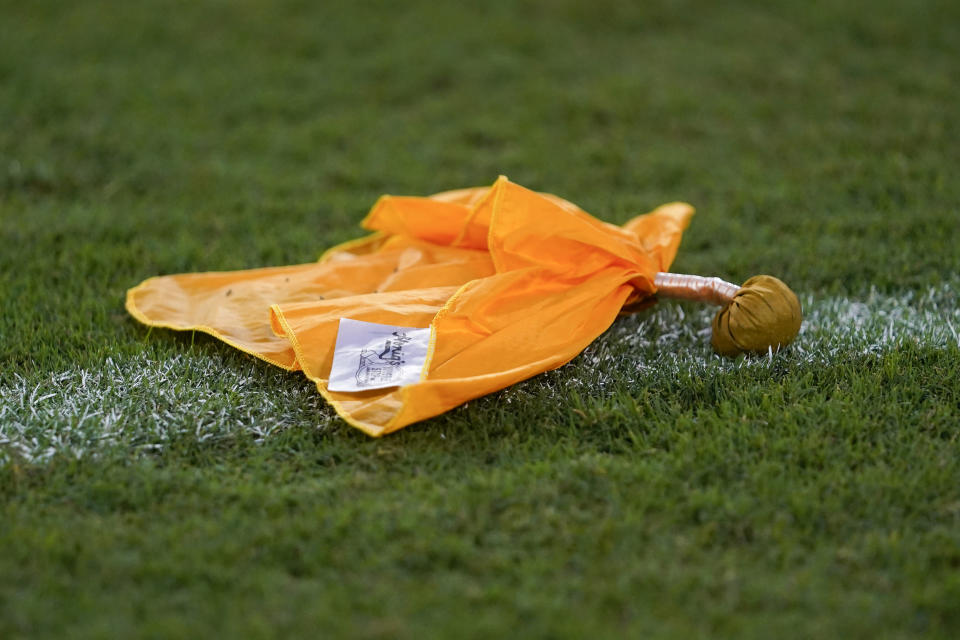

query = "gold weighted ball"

[{"left": 711, "top": 275, "right": 802, "bottom": 356}]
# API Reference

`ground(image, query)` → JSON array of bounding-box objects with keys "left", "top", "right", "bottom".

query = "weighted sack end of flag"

[{"left": 711, "top": 275, "right": 802, "bottom": 356}]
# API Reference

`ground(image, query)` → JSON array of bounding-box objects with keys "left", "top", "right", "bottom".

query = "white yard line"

[
  {"left": 543, "top": 281, "right": 959, "bottom": 395},
  {"left": 2, "top": 283, "right": 958, "bottom": 464},
  {"left": 0, "top": 353, "right": 334, "bottom": 465}
]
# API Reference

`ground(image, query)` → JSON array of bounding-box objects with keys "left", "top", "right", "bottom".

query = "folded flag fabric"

[{"left": 127, "top": 176, "right": 694, "bottom": 436}]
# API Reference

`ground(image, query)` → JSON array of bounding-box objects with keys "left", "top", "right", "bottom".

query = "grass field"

[{"left": 2, "top": 0, "right": 959, "bottom": 637}]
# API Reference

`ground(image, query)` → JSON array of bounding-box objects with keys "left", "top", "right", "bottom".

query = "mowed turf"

[{"left": 1, "top": 0, "right": 959, "bottom": 637}]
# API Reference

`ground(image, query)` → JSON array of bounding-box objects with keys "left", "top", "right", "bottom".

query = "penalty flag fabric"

[{"left": 126, "top": 176, "right": 693, "bottom": 436}]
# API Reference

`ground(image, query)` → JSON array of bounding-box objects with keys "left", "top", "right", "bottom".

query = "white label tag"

[{"left": 327, "top": 318, "right": 431, "bottom": 392}]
